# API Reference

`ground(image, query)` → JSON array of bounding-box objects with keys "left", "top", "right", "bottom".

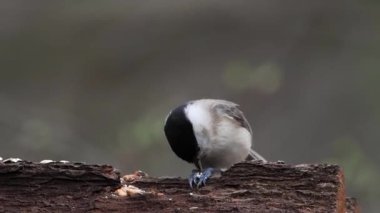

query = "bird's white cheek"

[
  {"left": 185, "top": 104, "right": 212, "bottom": 130},
  {"left": 184, "top": 103, "right": 213, "bottom": 150},
  {"left": 193, "top": 125, "right": 210, "bottom": 152}
]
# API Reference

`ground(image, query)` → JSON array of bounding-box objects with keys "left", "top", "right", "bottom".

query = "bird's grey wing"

[
  {"left": 212, "top": 101, "right": 267, "bottom": 162},
  {"left": 212, "top": 101, "right": 253, "bottom": 134}
]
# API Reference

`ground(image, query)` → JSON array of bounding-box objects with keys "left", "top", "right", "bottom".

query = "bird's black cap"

[{"left": 164, "top": 104, "right": 199, "bottom": 164}]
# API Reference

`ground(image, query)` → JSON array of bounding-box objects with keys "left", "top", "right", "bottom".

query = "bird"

[{"left": 164, "top": 99, "right": 266, "bottom": 188}]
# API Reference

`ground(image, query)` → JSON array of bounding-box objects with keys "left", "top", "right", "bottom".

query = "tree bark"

[{"left": 0, "top": 160, "right": 359, "bottom": 212}]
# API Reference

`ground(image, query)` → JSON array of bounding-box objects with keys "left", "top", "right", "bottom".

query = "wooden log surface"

[
  {"left": 0, "top": 159, "right": 359, "bottom": 212},
  {"left": 0, "top": 160, "right": 120, "bottom": 212}
]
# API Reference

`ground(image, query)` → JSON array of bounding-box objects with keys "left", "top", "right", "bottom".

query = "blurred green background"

[{"left": 0, "top": 1, "right": 379, "bottom": 212}]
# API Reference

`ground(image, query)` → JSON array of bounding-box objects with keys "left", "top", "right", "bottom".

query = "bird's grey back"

[{"left": 209, "top": 100, "right": 253, "bottom": 134}]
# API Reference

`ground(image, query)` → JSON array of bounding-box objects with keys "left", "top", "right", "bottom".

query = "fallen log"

[{"left": 0, "top": 159, "right": 359, "bottom": 212}]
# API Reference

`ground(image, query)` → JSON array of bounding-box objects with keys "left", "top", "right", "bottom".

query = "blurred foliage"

[
  {"left": 223, "top": 61, "right": 283, "bottom": 94},
  {"left": 117, "top": 109, "right": 166, "bottom": 150},
  {"left": 326, "top": 136, "right": 380, "bottom": 210},
  {"left": 0, "top": 1, "right": 379, "bottom": 212},
  {"left": 18, "top": 119, "right": 53, "bottom": 151}
]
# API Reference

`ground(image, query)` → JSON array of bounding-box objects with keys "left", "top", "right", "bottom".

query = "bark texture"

[
  {"left": 0, "top": 160, "right": 120, "bottom": 212},
  {"left": 0, "top": 160, "right": 359, "bottom": 212}
]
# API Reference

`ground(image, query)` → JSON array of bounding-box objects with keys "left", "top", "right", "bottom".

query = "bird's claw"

[
  {"left": 188, "top": 168, "right": 215, "bottom": 189},
  {"left": 197, "top": 168, "right": 214, "bottom": 188},
  {"left": 188, "top": 170, "right": 201, "bottom": 189}
]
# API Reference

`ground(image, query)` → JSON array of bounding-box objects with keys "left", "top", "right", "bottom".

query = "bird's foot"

[
  {"left": 197, "top": 167, "right": 215, "bottom": 188},
  {"left": 188, "top": 168, "right": 217, "bottom": 189},
  {"left": 188, "top": 170, "right": 201, "bottom": 189}
]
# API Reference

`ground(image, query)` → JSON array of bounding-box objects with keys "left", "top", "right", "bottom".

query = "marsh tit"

[{"left": 164, "top": 99, "right": 266, "bottom": 188}]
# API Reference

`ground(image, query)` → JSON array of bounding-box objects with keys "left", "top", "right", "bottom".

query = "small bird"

[{"left": 164, "top": 99, "right": 266, "bottom": 188}]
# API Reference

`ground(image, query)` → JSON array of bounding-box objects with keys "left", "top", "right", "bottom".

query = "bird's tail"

[{"left": 247, "top": 149, "right": 267, "bottom": 163}]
